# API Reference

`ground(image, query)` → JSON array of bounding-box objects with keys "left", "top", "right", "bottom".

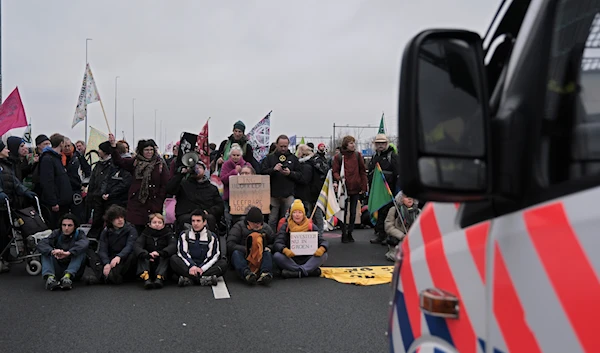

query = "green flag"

[
  {"left": 300, "top": 136, "right": 305, "bottom": 145},
  {"left": 378, "top": 113, "right": 385, "bottom": 134},
  {"left": 368, "top": 163, "right": 394, "bottom": 225}
]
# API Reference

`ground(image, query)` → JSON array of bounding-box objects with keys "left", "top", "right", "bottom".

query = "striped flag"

[
  {"left": 368, "top": 163, "right": 394, "bottom": 225},
  {"left": 72, "top": 64, "right": 101, "bottom": 128},
  {"left": 316, "top": 170, "right": 341, "bottom": 224}
]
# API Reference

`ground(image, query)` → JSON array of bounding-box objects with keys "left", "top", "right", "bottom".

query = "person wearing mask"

[
  {"left": 332, "top": 136, "right": 367, "bottom": 243},
  {"left": 134, "top": 213, "right": 176, "bottom": 289},
  {"left": 215, "top": 121, "right": 259, "bottom": 172},
  {"left": 37, "top": 213, "right": 89, "bottom": 290},
  {"left": 260, "top": 135, "right": 302, "bottom": 231},
  {"left": 171, "top": 210, "right": 226, "bottom": 287},
  {"left": 227, "top": 206, "right": 275, "bottom": 285},
  {"left": 273, "top": 200, "right": 328, "bottom": 279},
  {"left": 108, "top": 133, "right": 169, "bottom": 235}
]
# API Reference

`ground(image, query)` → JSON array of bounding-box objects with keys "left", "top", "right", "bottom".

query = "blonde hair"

[
  {"left": 230, "top": 143, "right": 242, "bottom": 154},
  {"left": 148, "top": 213, "right": 165, "bottom": 223},
  {"left": 296, "top": 144, "right": 313, "bottom": 158}
]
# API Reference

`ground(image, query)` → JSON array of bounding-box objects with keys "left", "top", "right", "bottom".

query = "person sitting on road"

[
  {"left": 227, "top": 206, "right": 275, "bottom": 286},
  {"left": 273, "top": 199, "right": 329, "bottom": 279},
  {"left": 87, "top": 205, "right": 138, "bottom": 285},
  {"left": 170, "top": 209, "right": 226, "bottom": 287},
  {"left": 384, "top": 192, "right": 420, "bottom": 261},
  {"left": 36, "top": 213, "right": 89, "bottom": 291},
  {"left": 166, "top": 160, "right": 223, "bottom": 234},
  {"left": 133, "top": 213, "right": 177, "bottom": 289}
]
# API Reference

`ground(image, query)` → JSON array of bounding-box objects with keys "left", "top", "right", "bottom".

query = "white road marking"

[{"left": 211, "top": 276, "right": 230, "bottom": 299}]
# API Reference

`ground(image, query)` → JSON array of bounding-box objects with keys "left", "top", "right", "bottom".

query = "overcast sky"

[{"left": 3, "top": 0, "right": 498, "bottom": 149}]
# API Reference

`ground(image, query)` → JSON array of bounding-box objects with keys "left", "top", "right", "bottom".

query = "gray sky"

[{"left": 3, "top": 0, "right": 498, "bottom": 150}]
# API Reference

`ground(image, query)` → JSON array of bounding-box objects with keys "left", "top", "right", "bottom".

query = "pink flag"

[
  {"left": 0, "top": 87, "right": 27, "bottom": 136},
  {"left": 197, "top": 119, "right": 210, "bottom": 167}
]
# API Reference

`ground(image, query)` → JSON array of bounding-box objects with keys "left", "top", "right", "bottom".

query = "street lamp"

[
  {"left": 114, "top": 76, "right": 119, "bottom": 133},
  {"left": 154, "top": 109, "right": 158, "bottom": 142},
  {"left": 132, "top": 98, "right": 136, "bottom": 143},
  {"left": 84, "top": 38, "right": 92, "bottom": 143}
]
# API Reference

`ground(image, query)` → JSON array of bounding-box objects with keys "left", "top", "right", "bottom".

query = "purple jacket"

[{"left": 220, "top": 157, "right": 250, "bottom": 200}]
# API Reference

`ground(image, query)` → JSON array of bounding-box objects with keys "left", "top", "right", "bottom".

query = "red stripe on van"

[{"left": 465, "top": 221, "right": 490, "bottom": 283}]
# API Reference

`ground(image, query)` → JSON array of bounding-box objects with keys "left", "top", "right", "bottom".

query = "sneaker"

[
  {"left": 199, "top": 275, "right": 218, "bottom": 286},
  {"left": 143, "top": 279, "right": 154, "bottom": 290},
  {"left": 370, "top": 234, "right": 385, "bottom": 244},
  {"left": 385, "top": 249, "right": 396, "bottom": 262},
  {"left": 307, "top": 268, "right": 322, "bottom": 277},
  {"left": 0, "top": 260, "right": 10, "bottom": 273},
  {"left": 178, "top": 276, "right": 192, "bottom": 287},
  {"left": 257, "top": 272, "right": 273, "bottom": 286},
  {"left": 60, "top": 276, "right": 73, "bottom": 290},
  {"left": 153, "top": 278, "right": 164, "bottom": 289},
  {"left": 281, "top": 269, "right": 301, "bottom": 279},
  {"left": 244, "top": 271, "right": 257, "bottom": 285},
  {"left": 45, "top": 276, "right": 60, "bottom": 291}
]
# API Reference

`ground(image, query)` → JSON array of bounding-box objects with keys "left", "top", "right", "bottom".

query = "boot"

[
  {"left": 348, "top": 232, "right": 355, "bottom": 243},
  {"left": 341, "top": 223, "right": 350, "bottom": 243},
  {"left": 370, "top": 232, "right": 386, "bottom": 244}
]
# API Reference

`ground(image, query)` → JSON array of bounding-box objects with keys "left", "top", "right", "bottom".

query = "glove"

[
  {"left": 25, "top": 191, "right": 36, "bottom": 199},
  {"left": 282, "top": 248, "right": 295, "bottom": 258},
  {"left": 314, "top": 246, "right": 326, "bottom": 257}
]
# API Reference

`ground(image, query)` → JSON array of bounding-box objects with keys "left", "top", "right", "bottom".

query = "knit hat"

[
  {"left": 246, "top": 206, "right": 263, "bottom": 223},
  {"left": 0, "top": 140, "right": 5, "bottom": 152},
  {"left": 290, "top": 199, "right": 305, "bottom": 216},
  {"left": 35, "top": 134, "right": 50, "bottom": 146},
  {"left": 196, "top": 159, "right": 207, "bottom": 170},
  {"left": 233, "top": 120, "right": 246, "bottom": 133},
  {"left": 318, "top": 142, "right": 326, "bottom": 149},
  {"left": 98, "top": 141, "right": 112, "bottom": 154},
  {"left": 7, "top": 136, "right": 24, "bottom": 155}
]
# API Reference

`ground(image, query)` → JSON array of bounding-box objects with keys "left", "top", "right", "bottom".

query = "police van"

[{"left": 389, "top": 0, "right": 600, "bottom": 352}]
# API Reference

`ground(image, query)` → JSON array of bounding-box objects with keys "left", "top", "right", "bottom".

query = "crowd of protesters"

[{"left": 0, "top": 118, "right": 420, "bottom": 290}]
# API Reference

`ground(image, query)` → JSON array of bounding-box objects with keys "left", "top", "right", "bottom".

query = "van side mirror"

[{"left": 398, "top": 30, "right": 492, "bottom": 202}]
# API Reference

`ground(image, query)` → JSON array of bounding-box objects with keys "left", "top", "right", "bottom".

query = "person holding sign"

[
  {"left": 220, "top": 143, "right": 251, "bottom": 228},
  {"left": 227, "top": 206, "right": 275, "bottom": 285},
  {"left": 273, "top": 200, "right": 328, "bottom": 279}
]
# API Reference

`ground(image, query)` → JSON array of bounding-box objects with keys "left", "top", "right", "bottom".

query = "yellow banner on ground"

[{"left": 320, "top": 266, "right": 394, "bottom": 286}]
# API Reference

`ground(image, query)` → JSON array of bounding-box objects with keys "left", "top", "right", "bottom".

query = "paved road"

[{"left": 0, "top": 228, "right": 392, "bottom": 353}]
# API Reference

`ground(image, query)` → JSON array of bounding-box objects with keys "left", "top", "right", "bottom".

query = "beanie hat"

[
  {"left": 246, "top": 206, "right": 263, "bottom": 223},
  {"left": 98, "top": 141, "right": 112, "bottom": 154},
  {"left": 318, "top": 142, "right": 326, "bottom": 149},
  {"left": 0, "top": 140, "right": 5, "bottom": 152},
  {"left": 290, "top": 199, "right": 305, "bottom": 216},
  {"left": 7, "top": 136, "right": 24, "bottom": 155},
  {"left": 233, "top": 120, "right": 246, "bottom": 133},
  {"left": 35, "top": 134, "right": 50, "bottom": 146}
]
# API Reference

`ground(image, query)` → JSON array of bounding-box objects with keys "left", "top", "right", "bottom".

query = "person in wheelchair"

[
  {"left": 0, "top": 141, "right": 37, "bottom": 273},
  {"left": 166, "top": 159, "right": 223, "bottom": 234},
  {"left": 36, "top": 213, "right": 89, "bottom": 290}
]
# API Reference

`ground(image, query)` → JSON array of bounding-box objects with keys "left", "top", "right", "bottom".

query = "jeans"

[
  {"left": 312, "top": 207, "right": 324, "bottom": 237},
  {"left": 273, "top": 252, "right": 328, "bottom": 277},
  {"left": 170, "top": 255, "right": 227, "bottom": 279},
  {"left": 41, "top": 252, "right": 87, "bottom": 279},
  {"left": 230, "top": 249, "right": 273, "bottom": 278},
  {"left": 268, "top": 196, "right": 295, "bottom": 231}
]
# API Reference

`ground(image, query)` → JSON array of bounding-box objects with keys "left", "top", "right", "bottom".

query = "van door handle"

[{"left": 419, "top": 288, "right": 460, "bottom": 319}]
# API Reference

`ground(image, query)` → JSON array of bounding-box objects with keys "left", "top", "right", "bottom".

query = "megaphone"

[{"left": 181, "top": 152, "right": 199, "bottom": 167}]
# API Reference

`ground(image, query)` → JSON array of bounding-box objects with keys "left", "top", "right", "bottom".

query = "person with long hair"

[{"left": 133, "top": 213, "right": 176, "bottom": 289}]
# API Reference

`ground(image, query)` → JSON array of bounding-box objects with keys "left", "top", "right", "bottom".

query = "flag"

[
  {"left": 300, "top": 137, "right": 305, "bottom": 145},
  {"left": 0, "top": 87, "right": 28, "bottom": 136},
  {"left": 176, "top": 132, "right": 198, "bottom": 168},
  {"left": 246, "top": 111, "right": 271, "bottom": 162},
  {"left": 378, "top": 112, "right": 385, "bottom": 134},
  {"left": 289, "top": 135, "right": 297, "bottom": 146},
  {"left": 22, "top": 124, "right": 32, "bottom": 144},
  {"left": 164, "top": 141, "right": 174, "bottom": 155},
  {"left": 315, "top": 170, "right": 341, "bottom": 224},
  {"left": 197, "top": 119, "right": 210, "bottom": 167},
  {"left": 72, "top": 64, "right": 101, "bottom": 128},
  {"left": 210, "top": 171, "right": 224, "bottom": 197},
  {"left": 87, "top": 126, "right": 108, "bottom": 165},
  {"left": 368, "top": 163, "right": 394, "bottom": 225}
]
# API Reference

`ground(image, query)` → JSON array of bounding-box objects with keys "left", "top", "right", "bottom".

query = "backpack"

[{"left": 14, "top": 206, "right": 48, "bottom": 236}]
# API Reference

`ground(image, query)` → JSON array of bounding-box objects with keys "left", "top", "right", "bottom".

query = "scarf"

[
  {"left": 60, "top": 153, "right": 67, "bottom": 167},
  {"left": 134, "top": 154, "right": 158, "bottom": 204},
  {"left": 246, "top": 231, "right": 264, "bottom": 274},
  {"left": 287, "top": 216, "right": 311, "bottom": 233},
  {"left": 223, "top": 135, "right": 247, "bottom": 161}
]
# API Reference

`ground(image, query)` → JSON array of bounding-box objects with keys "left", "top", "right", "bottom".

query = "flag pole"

[{"left": 98, "top": 99, "right": 112, "bottom": 135}]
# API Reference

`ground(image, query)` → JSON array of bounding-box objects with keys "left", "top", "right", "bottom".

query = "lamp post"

[
  {"left": 114, "top": 76, "right": 119, "bottom": 133},
  {"left": 132, "top": 98, "right": 136, "bottom": 143},
  {"left": 84, "top": 38, "right": 92, "bottom": 144},
  {"left": 154, "top": 109, "right": 158, "bottom": 142}
]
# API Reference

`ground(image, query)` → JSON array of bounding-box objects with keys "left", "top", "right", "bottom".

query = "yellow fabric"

[
  {"left": 282, "top": 248, "right": 295, "bottom": 258},
  {"left": 314, "top": 246, "right": 326, "bottom": 257},
  {"left": 246, "top": 232, "right": 264, "bottom": 274},
  {"left": 320, "top": 266, "right": 394, "bottom": 286},
  {"left": 287, "top": 216, "right": 311, "bottom": 233},
  {"left": 290, "top": 199, "right": 305, "bottom": 216}
]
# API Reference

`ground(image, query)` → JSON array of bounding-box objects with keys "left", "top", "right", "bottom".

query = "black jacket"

[
  {"left": 98, "top": 223, "right": 138, "bottom": 265},
  {"left": 166, "top": 174, "right": 224, "bottom": 219},
  {"left": 87, "top": 158, "right": 113, "bottom": 198},
  {"left": 100, "top": 164, "right": 132, "bottom": 207},
  {"left": 0, "top": 158, "right": 30, "bottom": 208},
  {"left": 227, "top": 219, "right": 275, "bottom": 255},
  {"left": 260, "top": 151, "right": 302, "bottom": 198},
  {"left": 37, "top": 229, "right": 90, "bottom": 258},
  {"left": 273, "top": 221, "right": 328, "bottom": 261},
  {"left": 39, "top": 149, "right": 73, "bottom": 207},
  {"left": 133, "top": 226, "right": 177, "bottom": 259},
  {"left": 294, "top": 155, "right": 314, "bottom": 203},
  {"left": 367, "top": 146, "right": 400, "bottom": 193}
]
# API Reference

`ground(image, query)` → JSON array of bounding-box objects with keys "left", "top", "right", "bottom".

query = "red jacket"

[{"left": 332, "top": 149, "right": 367, "bottom": 195}]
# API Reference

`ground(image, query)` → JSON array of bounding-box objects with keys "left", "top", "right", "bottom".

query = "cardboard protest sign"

[
  {"left": 290, "top": 231, "right": 318, "bottom": 255},
  {"left": 229, "top": 175, "right": 270, "bottom": 215}
]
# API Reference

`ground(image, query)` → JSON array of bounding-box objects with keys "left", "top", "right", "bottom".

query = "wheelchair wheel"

[{"left": 26, "top": 259, "right": 42, "bottom": 276}]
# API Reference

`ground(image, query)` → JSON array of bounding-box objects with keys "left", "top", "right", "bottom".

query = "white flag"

[
  {"left": 22, "top": 124, "right": 32, "bottom": 144},
  {"left": 316, "top": 170, "right": 341, "bottom": 224},
  {"left": 72, "top": 64, "right": 101, "bottom": 128}
]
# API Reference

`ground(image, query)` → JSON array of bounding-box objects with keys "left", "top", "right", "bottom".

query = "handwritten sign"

[
  {"left": 290, "top": 231, "right": 318, "bottom": 256},
  {"left": 229, "top": 175, "right": 270, "bottom": 215}
]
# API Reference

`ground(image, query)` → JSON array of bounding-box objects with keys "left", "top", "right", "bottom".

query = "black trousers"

[
  {"left": 169, "top": 255, "right": 227, "bottom": 279},
  {"left": 87, "top": 251, "right": 136, "bottom": 284},
  {"left": 375, "top": 203, "right": 393, "bottom": 235},
  {"left": 137, "top": 256, "right": 170, "bottom": 279}
]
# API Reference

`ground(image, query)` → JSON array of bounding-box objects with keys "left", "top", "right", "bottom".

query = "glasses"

[{"left": 61, "top": 224, "right": 74, "bottom": 227}]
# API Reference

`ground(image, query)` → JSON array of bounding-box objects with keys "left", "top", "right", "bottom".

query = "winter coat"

[
  {"left": 294, "top": 154, "right": 314, "bottom": 203},
  {"left": 0, "top": 158, "right": 30, "bottom": 208},
  {"left": 217, "top": 135, "right": 259, "bottom": 172},
  {"left": 385, "top": 201, "right": 421, "bottom": 241},
  {"left": 309, "top": 152, "right": 330, "bottom": 202},
  {"left": 273, "top": 221, "right": 328, "bottom": 262},
  {"left": 87, "top": 158, "right": 113, "bottom": 198},
  {"left": 176, "top": 227, "right": 220, "bottom": 271},
  {"left": 98, "top": 222, "right": 138, "bottom": 265},
  {"left": 227, "top": 219, "right": 275, "bottom": 255},
  {"left": 367, "top": 146, "right": 400, "bottom": 193},
  {"left": 260, "top": 151, "right": 302, "bottom": 198},
  {"left": 37, "top": 229, "right": 89, "bottom": 259},
  {"left": 220, "top": 157, "right": 251, "bottom": 201},
  {"left": 39, "top": 148, "right": 74, "bottom": 207},
  {"left": 65, "top": 154, "right": 83, "bottom": 193},
  {"left": 133, "top": 226, "right": 177, "bottom": 259},
  {"left": 100, "top": 164, "right": 132, "bottom": 207},
  {"left": 332, "top": 149, "right": 367, "bottom": 195},
  {"left": 166, "top": 174, "right": 224, "bottom": 219},
  {"left": 111, "top": 148, "right": 169, "bottom": 226}
]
